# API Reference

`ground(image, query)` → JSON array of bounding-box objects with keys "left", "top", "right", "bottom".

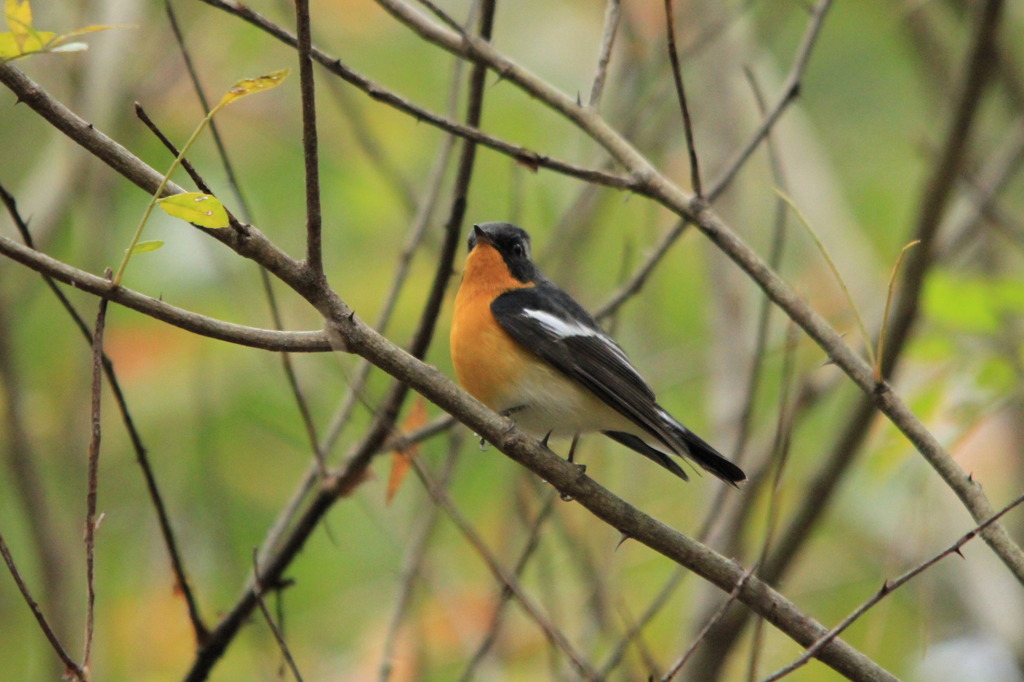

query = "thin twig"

[
  {"left": 410, "top": 457, "right": 601, "bottom": 681},
  {"left": 597, "top": 568, "right": 686, "bottom": 677},
  {"left": 588, "top": 0, "right": 621, "bottom": 109},
  {"left": 414, "top": 0, "right": 470, "bottom": 38},
  {"left": 662, "top": 567, "right": 755, "bottom": 681},
  {"left": 326, "top": 81, "right": 418, "bottom": 214},
  {"left": 706, "top": 0, "right": 835, "bottom": 200},
  {"left": 458, "top": 488, "right": 559, "bottom": 680},
  {"left": 690, "top": 5, "right": 1013, "bottom": 668},
  {"left": 874, "top": 240, "right": 920, "bottom": 382},
  {"left": 664, "top": 0, "right": 702, "bottom": 197},
  {"left": 1, "top": 182, "right": 210, "bottom": 644},
  {"left": 694, "top": 67, "right": 791, "bottom": 564},
  {"left": 134, "top": 103, "right": 209, "bottom": 192},
  {"left": 777, "top": 189, "right": 876, "bottom": 371},
  {"left": 378, "top": 446, "right": 460, "bottom": 682},
  {"left": 731, "top": 66, "right": 791, "bottom": 468},
  {"left": 595, "top": 218, "right": 690, "bottom": 321},
  {"left": 0, "top": 236, "right": 331, "bottom": 352},
  {"left": 165, "top": 1, "right": 330, "bottom": 476},
  {"left": 83, "top": 283, "right": 111, "bottom": 672},
  {"left": 251, "top": 551, "right": 305, "bottom": 682},
  {"left": 746, "top": 322, "right": 800, "bottom": 681},
  {"left": 164, "top": 0, "right": 248, "bottom": 208},
  {"left": 295, "top": 0, "right": 324, "bottom": 281},
  {"left": 760, "top": 490, "right": 1024, "bottom": 682},
  {"left": 193, "top": 0, "right": 635, "bottom": 191},
  {"left": 0, "top": 529, "right": 87, "bottom": 681}
]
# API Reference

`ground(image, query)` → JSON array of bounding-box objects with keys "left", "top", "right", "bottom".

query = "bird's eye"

[{"left": 511, "top": 242, "right": 524, "bottom": 257}]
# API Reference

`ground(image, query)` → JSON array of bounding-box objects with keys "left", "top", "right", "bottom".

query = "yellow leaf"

[
  {"left": 57, "top": 24, "right": 124, "bottom": 39},
  {"left": 0, "top": 31, "right": 19, "bottom": 56},
  {"left": 5, "top": 0, "right": 32, "bottom": 37},
  {"left": 386, "top": 398, "right": 428, "bottom": 504},
  {"left": 157, "top": 193, "right": 229, "bottom": 228},
  {"left": 216, "top": 69, "right": 290, "bottom": 109},
  {"left": 0, "top": 29, "right": 51, "bottom": 58},
  {"left": 129, "top": 240, "right": 163, "bottom": 254}
]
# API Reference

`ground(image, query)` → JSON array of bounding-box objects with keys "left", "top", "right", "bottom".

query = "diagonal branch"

[
  {"left": 706, "top": 0, "right": 834, "bottom": 200},
  {"left": 761, "top": 490, "right": 1024, "bottom": 682},
  {"left": 1, "top": 182, "right": 210, "bottom": 644},
  {"left": 0, "top": 236, "right": 330, "bottom": 352},
  {"left": 194, "top": 0, "right": 635, "bottom": 190},
  {"left": 0, "top": 530, "right": 87, "bottom": 682},
  {"left": 370, "top": 0, "right": 1024, "bottom": 586}
]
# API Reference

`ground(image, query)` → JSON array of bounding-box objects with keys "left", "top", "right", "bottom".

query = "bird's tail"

[
  {"left": 604, "top": 415, "right": 746, "bottom": 486},
  {"left": 647, "top": 409, "right": 745, "bottom": 483},
  {"left": 666, "top": 418, "right": 746, "bottom": 486}
]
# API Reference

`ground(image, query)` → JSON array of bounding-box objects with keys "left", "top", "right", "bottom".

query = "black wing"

[{"left": 490, "top": 284, "right": 673, "bottom": 445}]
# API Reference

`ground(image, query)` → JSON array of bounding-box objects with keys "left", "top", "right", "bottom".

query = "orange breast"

[{"left": 450, "top": 243, "right": 533, "bottom": 410}]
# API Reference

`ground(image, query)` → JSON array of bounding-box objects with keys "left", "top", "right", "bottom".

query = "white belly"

[{"left": 493, "top": 360, "right": 638, "bottom": 439}]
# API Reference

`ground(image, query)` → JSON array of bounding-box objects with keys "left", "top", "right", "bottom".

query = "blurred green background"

[{"left": 1, "top": 0, "right": 1023, "bottom": 680}]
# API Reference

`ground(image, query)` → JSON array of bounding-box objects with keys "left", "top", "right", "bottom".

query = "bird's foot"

[
  {"left": 566, "top": 434, "right": 580, "bottom": 463},
  {"left": 498, "top": 405, "right": 525, "bottom": 436}
]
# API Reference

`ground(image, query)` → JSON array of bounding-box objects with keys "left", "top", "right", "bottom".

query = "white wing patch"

[
  {"left": 521, "top": 308, "right": 599, "bottom": 339},
  {"left": 521, "top": 308, "right": 633, "bottom": 367}
]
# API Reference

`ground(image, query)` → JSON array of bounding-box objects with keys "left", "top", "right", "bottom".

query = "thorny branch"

[
  {"left": 0, "top": 1, "right": 1017, "bottom": 680},
  {"left": 369, "top": 0, "right": 1024, "bottom": 585}
]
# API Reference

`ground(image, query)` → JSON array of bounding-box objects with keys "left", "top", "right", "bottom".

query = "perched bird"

[{"left": 450, "top": 222, "right": 745, "bottom": 486}]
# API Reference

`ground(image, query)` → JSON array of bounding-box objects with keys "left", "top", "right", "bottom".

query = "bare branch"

[
  {"left": 0, "top": 236, "right": 330, "bottom": 352},
  {"left": 367, "top": 0, "right": 1024, "bottom": 583},
  {"left": 588, "top": 0, "right": 621, "bottom": 109},
  {"left": 251, "top": 552, "right": 305, "bottom": 682},
  {"left": 662, "top": 567, "right": 754, "bottom": 681},
  {"left": 706, "top": 0, "right": 835, "bottom": 200},
  {"left": 83, "top": 287, "right": 110, "bottom": 671},
  {"left": 295, "top": 0, "right": 324, "bottom": 281},
  {"left": 595, "top": 219, "right": 690, "bottom": 321},
  {"left": 0, "top": 529, "right": 86, "bottom": 681},
  {"left": 760, "top": 490, "right": 1024, "bottom": 682},
  {"left": 378, "top": 447, "right": 458, "bottom": 682},
  {"left": 459, "top": 488, "right": 559, "bottom": 679},
  {"left": 663, "top": 0, "right": 703, "bottom": 197},
  {"left": 194, "top": 0, "right": 636, "bottom": 190},
  {"left": 1, "top": 182, "right": 210, "bottom": 644},
  {"left": 409, "top": 457, "right": 601, "bottom": 680}
]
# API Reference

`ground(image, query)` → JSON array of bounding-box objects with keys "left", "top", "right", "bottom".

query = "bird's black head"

[{"left": 468, "top": 222, "right": 537, "bottom": 283}]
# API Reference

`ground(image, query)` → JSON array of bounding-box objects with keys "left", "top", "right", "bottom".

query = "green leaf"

[
  {"left": 157, "top": 193, "right": 229, "bottom": 228},
  {"left": 129, "top": 240, "right": 164, "bottom": 254},
  {"left": 216, "top": 69, "right": 290, "bottom": 109}
]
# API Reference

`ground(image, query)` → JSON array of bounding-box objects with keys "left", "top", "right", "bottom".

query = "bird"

[{"left": 449, "top": 222, "right": 745, "bottom": 486}]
